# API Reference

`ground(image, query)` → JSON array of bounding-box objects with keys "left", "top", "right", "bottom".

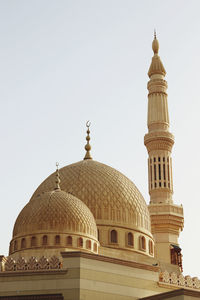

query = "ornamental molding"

[
  {"left": 148, "top": 78, "right": 167, "bottom": 86},
  {"left": 144, "top": 140, "right": 174, "bottom": 152},
  {"left": 159, "top": 270, "right": 200, "bottom": 290},
  {"left": 0, "top": 255, "right": 62, "bottom": 273},
  {"left": 148, "top": 204, "right": 183, "bottom": 214},
  {"left": 144, "top": 130, "right": 174, "bottom": 140}
]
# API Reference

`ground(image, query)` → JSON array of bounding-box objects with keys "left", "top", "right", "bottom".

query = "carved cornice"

[
  {"left": 159, "top": 270, "right": 200, "bottom": 290},
  {"left": 148, "top": 204, "right": 183, "bottom": 216},
  {"left": 144, "top": 131, "right": 174, "bottom": 153},
  {"left": 0, "top": 269, "right": 67, "bottom": 277},
  {"left": 0, "top": 255, "right": 62, "bottom": 274},
  {"left": 61, "top": 251, "right": 159, "bottom": 272},
  {"left": 150, "top": 216, "right": 184, "bottom": 234},
  {"left": 149, "top": 203, "right": 184, "bottom": 233},
  {"left": 144, "top": 132, "right": 174, "bottom": 152}
]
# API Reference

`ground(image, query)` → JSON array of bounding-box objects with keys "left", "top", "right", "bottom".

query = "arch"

[
  {"left": 127, "top": 232, "right": 134, "bottom": 246},
  {"left": 93, "top": 243, "right": 97, "bottom": 252},
  {"left": 55, "top": 235, "right": 60, "bottom": 245},
  {"left": 67, "top": 236, "right": 72, "bottom": 246},
  {"left": 140, "top": 236, "right": 146, "bottom": 251},
  {"left": 86, "top": 240, "right": 91, "bottom": 249},
  {"left": 42, "top": 235, "right": 48, "bottom": 245},
  {"left": 78, "top": 237, "right": 83, "bottom": 247},
  {"left": 149, "top": 240, "right": 153, "bottom": 254},
  {"left": 21, "top": 238, "right": 26, "bottom": 249},
  {"left": 31, "top": 236, "right": 37, "bottom": 247},
  {"left": 110, "top": 229, "right": 118, "bottom": 243},
  {"left": 14, "top": 240, "right": 18, "bottom": 251}
]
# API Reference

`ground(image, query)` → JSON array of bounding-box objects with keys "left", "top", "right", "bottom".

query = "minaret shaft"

[
  {"left": 144, "top": 36, "right": 184, "bottom": 271},
  {"left": 145, "top": 72, "right": 174, "bottom": 203}
]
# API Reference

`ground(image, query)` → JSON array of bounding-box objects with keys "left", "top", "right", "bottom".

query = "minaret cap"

[
  {"left": 55, "top": 162, "right": 61, "bottom": 190},
  {"left": 152, "top": 30, "right": 159, "bottom": 54},
  {"left": 84, "top": 121, "right": 92, "bottom": 160}
]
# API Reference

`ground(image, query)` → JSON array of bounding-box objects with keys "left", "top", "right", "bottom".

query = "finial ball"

[{"left": 152, "top": 36, "right": 159, "bottom": 54}]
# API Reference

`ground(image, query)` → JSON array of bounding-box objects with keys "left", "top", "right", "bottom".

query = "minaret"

[{"left": 144, "top": 34, "right": 184, "bottom": 270}]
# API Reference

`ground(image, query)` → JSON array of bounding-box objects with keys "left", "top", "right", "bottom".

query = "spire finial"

[
  {"left": 55, "top": 162, "right": 61, "bottom": 190},
  {"left": 152, "top": 30, "right": 159, "bottom": 54},
  {"left": 84, "top": 121, "right": 92, "bottom": 160}
]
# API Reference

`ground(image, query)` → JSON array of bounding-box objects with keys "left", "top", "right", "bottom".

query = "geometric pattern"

[
  {"left": 160, "top": 270, "right": 200, "bottom": 289},
  {"left": 30, "top": 159, "right": 151, "bottom": 233},
  {"left": 13, "top": 189, "right": 98, "bottom": 239},
  {"left": 3, "top": 256, "right": 61, "bottom": 272}
]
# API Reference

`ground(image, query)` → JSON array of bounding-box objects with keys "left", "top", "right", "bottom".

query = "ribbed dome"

[
  {"left": 13, "top": 189, "right": 97, "bottom": 239},
  {"left": 31, "top": 160, "right": 151, "bottom": 235}
]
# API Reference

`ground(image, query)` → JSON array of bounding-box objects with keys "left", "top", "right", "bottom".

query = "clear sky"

[{"left": 1, "top": 0, "right": 200, "bottom": 277}]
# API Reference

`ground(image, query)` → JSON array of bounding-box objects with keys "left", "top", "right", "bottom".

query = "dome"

[
  {"left": 13, "top": 189, "right": 97, "bottom": 238},
  {"left": 31, "top": 160, "right": 151, "bottom": 235},
  {"left": 10, "top": 188, "right": 98, "bottom": 257}
]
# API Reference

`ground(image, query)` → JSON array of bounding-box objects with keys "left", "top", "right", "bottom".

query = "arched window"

[
  {"left": 93, "top": 243, "right": 97, "bottom": 252},
  {"left": 78, "top": 237, "right": 83, "bottom": 247},
  {"left": 97, "top": 229, "right": 100, "bottom": 241},
  {"left": 42, "top": 235, "right": 48, "bottom": 245},
  {"left": 127, "top": 232, "right": 134, "bottom": 246},
  {"left": 21, "top": 238, "right": 26, "bottom": 249},
  {"left": 14, "top": 240, "right": 18, "bottom": 251},
  {"left": 86, "top": 240, "right": 91, "bottom": 249},
  {"left": 110, "top": 230, "right": 117, "bottom": 243},
  {"left": 67, "top": 236, "right": 72, "bottom": 246},
  {"left": 31, "top": 236, "right": 37, "bottom": 247},
  {"left": 140, "top": 236, "right": 146, "bottom": 251},
  {"left": 55, "top": 235, "right": 60, "bottom": 245},
  {"left": 149, "top": 240, "right": 153, "bottom": 254}
]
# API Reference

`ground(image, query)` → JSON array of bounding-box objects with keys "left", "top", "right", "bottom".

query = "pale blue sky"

[{"left": 1, "top": 0, "right": 200, "bottom": 277}]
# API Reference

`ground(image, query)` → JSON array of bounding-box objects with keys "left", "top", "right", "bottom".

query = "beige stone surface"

[
  {"left": 144, "top": 36, "right": 184, "bottom": 267},
  {"left": 0, "top": 252, "right": 174, "bottom": 299}
]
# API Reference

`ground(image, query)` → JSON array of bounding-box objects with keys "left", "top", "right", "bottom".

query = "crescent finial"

[
  {"left": 55, "top": 162, "right": 61, "bottom": 190},
  {"left": 84, "top": 121, "right": 92, "bottom": 160}
]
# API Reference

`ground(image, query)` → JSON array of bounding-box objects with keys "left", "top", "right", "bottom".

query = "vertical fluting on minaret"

[{"left": 144, "top": 34, "right": 184, "bottom": 270}]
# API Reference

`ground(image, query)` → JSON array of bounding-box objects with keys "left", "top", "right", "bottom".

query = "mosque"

[{"left": 0, "top": 36, "right": 199, "bottom": 300}]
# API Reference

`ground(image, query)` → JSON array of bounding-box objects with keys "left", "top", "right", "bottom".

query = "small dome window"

[
  {"left": 86, "top": 240, "right": 91, "bottom": 249},
  {"left": 110, "top": 230, "right": 118, "bottom": 243},
  {"left": 127, "top": 232, "right": 134, "bottom": 247},
  {"left": 42, "top": 235, "right": 48, "bottom": 245},
  {"left": 55, "top": 235, "right": 60, "bottom": 245},
  {"left": 67, "top": 236, "right": 72, "bottom": 246},
  {"left": 140, "top": 236, "right": 146, "bottom": 251},
  {"left": 93, "top": 243, "right": 97, "bottom": 252},
  {"left": 31, "top": 236, "right": 37, "bottom": 247},
  {"left": 149, "top": 240, "right": 153, "bottom": 255},
  {"left": 21, "top": 238, "right": 26, "bottom": 249},
  {"left": 78, "top": 237, "right": 83, "bottom": 247}
]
